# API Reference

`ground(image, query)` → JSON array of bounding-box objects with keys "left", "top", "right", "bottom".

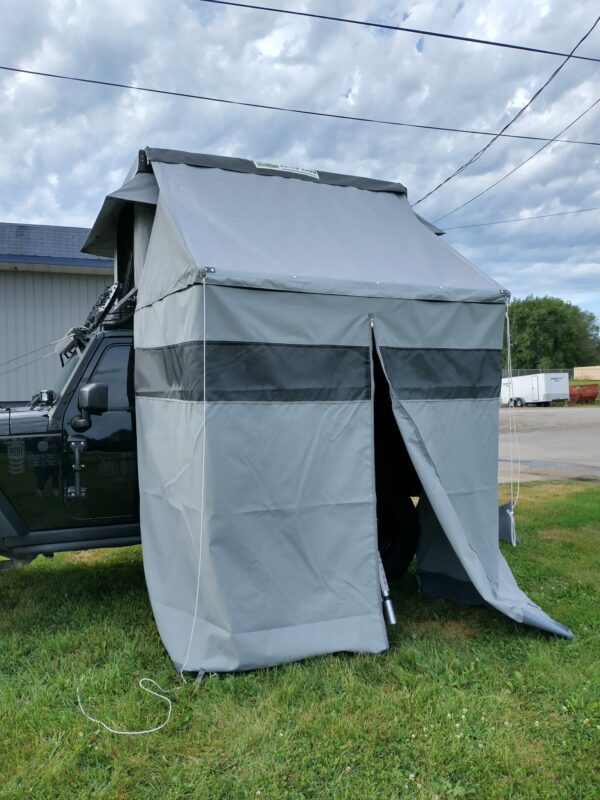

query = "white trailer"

[{"left": 501, "top": 373, "right": 569, "bottom": 407}]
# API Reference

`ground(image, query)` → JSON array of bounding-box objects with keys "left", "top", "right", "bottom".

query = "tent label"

[{"left": 254, "top": 160, "right": 319, "bottom": 179}]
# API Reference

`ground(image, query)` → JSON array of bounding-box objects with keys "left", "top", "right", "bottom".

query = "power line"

[
  {"left": 1, "top": 64, "right": 599, "bottom": 147},
  {"left": 0, "top": 351, "right": 56, "bottom": 380},
  {"left": 434, "top": 96, "right": 600, "bottom": 222},
  {"left": 199, "top": 0, "right": 600, "bottom": 63},
  {"left": 0, "top": 339, "right": 59, "bottom": 370},
  {"left": 413, "top": 14, "right": 600, "bottom": 207},
  {"left": 443, "top": 205, "right": 600, "bottom": 229}
]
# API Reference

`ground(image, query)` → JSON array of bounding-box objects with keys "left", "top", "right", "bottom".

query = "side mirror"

[{"left": 71, "top": 383, "right": 108, "bottom": 432}]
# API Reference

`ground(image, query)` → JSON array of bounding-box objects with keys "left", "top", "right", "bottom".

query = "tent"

[{"left": 85, "top": 148, "right": 572, "bottom": 673}]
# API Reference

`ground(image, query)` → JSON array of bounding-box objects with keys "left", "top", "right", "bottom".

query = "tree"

[{"left": 504, "top": 296, "right": 600, "bottom": 370}]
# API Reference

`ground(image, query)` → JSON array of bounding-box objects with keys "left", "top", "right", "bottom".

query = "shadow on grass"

[
  {"left": 0, "top": 545, "right": 562, "bottom": 653},
  {"left": 389, "top": 568, "right": 561, "bottom": 647},
  {"left": 0, "top": 548, "right": 150, "bottom": 638}
]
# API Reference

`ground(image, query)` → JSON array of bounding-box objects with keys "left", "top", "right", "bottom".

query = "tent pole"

[{"left": 378, "top": 554, "right": 397, "bottom": 625}]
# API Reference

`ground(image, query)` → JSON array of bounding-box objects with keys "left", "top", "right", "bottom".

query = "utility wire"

[
  {"left": 0, "top": 339, "right": 60, "bottom": 369},
  {"left": 434, "top": 96, "right": 600, "bottom": 222},
  {"left": 1, "top": 64, "right": 599, "bottom": 146},
  {"left": 0, "top": 351, "right": 56, "bottom": 380},
  {"left": 413, "top": 14, "right": 600, "bottom": 206},
  {"left": 199, "top": 0, "right": 600, "bottom": 63},
  {"left": 443, "top": 205, "right": 600, "bottom": 229}
]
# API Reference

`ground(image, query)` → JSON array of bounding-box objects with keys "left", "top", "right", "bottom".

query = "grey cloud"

[{"left": 0, "top": 0, "right": 598, "bottom": 317}]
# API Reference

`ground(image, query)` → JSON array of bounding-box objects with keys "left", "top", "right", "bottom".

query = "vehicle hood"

[{"left": 0, "top": 406, "right": 49, "bottom": 436}]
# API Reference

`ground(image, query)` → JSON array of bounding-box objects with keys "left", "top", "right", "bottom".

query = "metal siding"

[{"left": 0, "top": 271, "right": 111, "bottom": 402}]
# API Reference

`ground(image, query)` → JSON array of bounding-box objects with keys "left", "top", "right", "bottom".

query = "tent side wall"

[
  {"left": 134, "top": 282, "right": 390, "bottom": 672},
  {"left": 374, "top": 314, "right": 571, "bottom": 638},
  {"left": 136, "top": 282, "right": 571, "bottom": 669},
  {"left": 135, "top": 276, "right": 565, "bottom": 674}
]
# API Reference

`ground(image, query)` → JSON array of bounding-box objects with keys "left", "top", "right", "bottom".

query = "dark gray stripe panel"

[
  {"left": 380, "top": 347, "right": 501, "bottom": 399},
  {"left": 144, "top": 148, "right": 407, "bottom": 195},
  {"left": 135, "top": 341, "right": 371, "bottom": 402}
]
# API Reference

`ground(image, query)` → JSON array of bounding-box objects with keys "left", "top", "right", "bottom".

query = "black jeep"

[{"left": 0, "top": 286, "right": 141, "bottom": 567}]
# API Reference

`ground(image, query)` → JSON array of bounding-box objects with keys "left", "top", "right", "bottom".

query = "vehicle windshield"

[{"left": 51, "top": 354, "right": 80, "bottom": 397}]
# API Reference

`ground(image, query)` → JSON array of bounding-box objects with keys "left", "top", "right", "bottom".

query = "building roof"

[{"left": 0, "top": 222, "right": 112, "bottom": 271}]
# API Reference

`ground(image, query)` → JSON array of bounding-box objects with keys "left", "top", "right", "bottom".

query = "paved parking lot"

[{"left": 498, "top": 406, "right": 600, "bottom": 483}]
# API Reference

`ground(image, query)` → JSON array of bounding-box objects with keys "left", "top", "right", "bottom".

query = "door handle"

[{"left": 67, "top": 436, "right": 87, "bottom": 498}]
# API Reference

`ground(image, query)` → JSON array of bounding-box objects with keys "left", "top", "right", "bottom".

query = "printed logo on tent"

[{"left": 253, "top": 160, "right": 320, "bottom": 180}]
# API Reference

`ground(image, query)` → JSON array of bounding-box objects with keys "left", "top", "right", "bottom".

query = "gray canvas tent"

[{"left": 85, "top": 148, "right": 571, "bottom": 673}]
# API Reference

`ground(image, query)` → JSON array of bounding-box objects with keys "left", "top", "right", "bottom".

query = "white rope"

[
  {"left": 505, "top": 302, "right": 521, "bottom": 546},
  {"left": 77, "top": 275, "right": 210, "bottom": 732},
  {"left": 76, "top": 679, "right": 172, "bottom": 735},
  {"left": 179, "top": 274, "right": 208, "bottom": 678}
]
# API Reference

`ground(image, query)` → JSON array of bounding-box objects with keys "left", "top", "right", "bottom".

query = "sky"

[{"left": 1, "top": 0, "right": 599, "bottom": 318}]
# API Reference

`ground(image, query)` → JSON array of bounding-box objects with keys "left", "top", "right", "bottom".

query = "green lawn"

[{"left": 1, "top": 483, "right": 598, "bottom": 799}]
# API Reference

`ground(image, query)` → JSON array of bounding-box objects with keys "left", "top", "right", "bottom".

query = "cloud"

[{"left": 0, "top": 0, "right": 598, "bottom": 317}]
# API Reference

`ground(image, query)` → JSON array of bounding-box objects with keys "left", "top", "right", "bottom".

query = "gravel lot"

[{"left": 498, "top": 406, "right": 600, "bottom": 483}]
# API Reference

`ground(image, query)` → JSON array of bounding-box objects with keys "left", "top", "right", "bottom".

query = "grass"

[{"left": 1, "top": 483, "right": 598, "bottom": 800}]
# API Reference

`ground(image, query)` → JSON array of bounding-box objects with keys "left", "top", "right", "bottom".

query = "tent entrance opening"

[{"left": 372, "top": 337, "right": 421, "bottom": 582}]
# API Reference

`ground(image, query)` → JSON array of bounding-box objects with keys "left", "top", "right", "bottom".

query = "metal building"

[{"left": 0, "top": 223, "right": 112, "bottom": 403}]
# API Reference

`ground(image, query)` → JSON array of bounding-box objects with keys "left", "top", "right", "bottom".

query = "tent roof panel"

[
  {"left": 84, "top": 147, "right": 507, "bottom": 303},
  {"left": 148, "top": 160, "right": 506, "bottom": 302}
]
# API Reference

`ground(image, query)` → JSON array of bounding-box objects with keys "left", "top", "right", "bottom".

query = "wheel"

[
  {"left": 514, "top": 398, "right": 524, "bottom": 408},
  {"left": 378, "top": 495, "right": 420, "bottom": 582}
]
